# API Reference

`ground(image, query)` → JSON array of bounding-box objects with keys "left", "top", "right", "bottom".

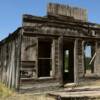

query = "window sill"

[{"left": 38, "top": 77, "right": 53, "bottom": 80}]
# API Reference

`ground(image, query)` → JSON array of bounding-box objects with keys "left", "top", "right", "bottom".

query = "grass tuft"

[{"left": 0, "top": 83, "right": 13, "bottom": 98}]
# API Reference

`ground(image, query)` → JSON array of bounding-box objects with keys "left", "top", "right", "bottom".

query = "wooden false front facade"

[{"left": 1, "top": 3, "right": 100, "bottom": 91}]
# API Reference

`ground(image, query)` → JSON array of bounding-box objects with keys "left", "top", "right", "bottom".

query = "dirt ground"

[
  {"left": 2, "top": 94, "right": 59, "bottom": 100},
  {"left": 1, "top": 71, "right": 100, "bottom": 100}
]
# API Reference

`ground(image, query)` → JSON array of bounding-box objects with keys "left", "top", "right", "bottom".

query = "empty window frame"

[{"left": 38, "top": 40, "right": 52, "bottom": 77}]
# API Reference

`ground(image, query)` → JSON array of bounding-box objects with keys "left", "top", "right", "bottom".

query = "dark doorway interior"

[{"left": 63, "top": 41, "right": 74, "bottom": 83}]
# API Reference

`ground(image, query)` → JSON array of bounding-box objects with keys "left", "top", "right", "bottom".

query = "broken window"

[
  {"left": 84, "top": 42, "right": 95, "bottom": 75},
  {"left": 38, "top": 40, "right": 52, "bottom": 77}
]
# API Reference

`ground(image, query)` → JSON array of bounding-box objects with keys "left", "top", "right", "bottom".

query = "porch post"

[
  {"left": 74, "top": 39, "right": 78, "bottom": 83},
  {"left": 58, "top": 36, "right": 63, "bottom": 86}
]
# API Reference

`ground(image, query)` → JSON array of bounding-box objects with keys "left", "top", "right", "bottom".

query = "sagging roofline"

[
  {"left": 23, "top": 14, "right": 100, "bottom": 30},
  {"left": 1, "top": 13, "right": 100, "bottom": 46},
  {"left": 0, "top": 27, "right": 22, "bottom": 46}
]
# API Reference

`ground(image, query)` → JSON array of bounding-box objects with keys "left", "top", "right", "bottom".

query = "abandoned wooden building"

[{"left": 0, "top": 3, "right": 100, "bottom": 91}]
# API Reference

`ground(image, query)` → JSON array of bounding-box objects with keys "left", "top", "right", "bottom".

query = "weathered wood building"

[{"left": 0, "top": 3, "right": 100, "bottom": 91}]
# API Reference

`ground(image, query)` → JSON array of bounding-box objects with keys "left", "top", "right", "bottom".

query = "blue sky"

[{"left": 0, "top": 0, "right": 99, "bottom": 57}]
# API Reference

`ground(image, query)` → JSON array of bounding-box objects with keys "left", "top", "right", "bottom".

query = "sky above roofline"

[{"left": 0, "top": 0, "right": 100, "bottom": 40}]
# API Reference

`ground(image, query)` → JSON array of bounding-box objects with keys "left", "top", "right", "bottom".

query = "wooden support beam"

[
  {"left": 74, "top": 39, "right": 78, "bottom": 83},
  {"left": 58, "top": 36, "right": 64, "bottom": 85},
  {"left": 89, "top": 53, "right": 96, "bottom": 65}
]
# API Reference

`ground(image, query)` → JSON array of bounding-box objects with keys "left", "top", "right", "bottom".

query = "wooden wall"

[
  {"left": 19, "top": 35, "right": 61, "bottom": 90},
  {"left": 94, "top": 41, "right": 100, "bottom": 76},
  {"left": 20, "top": 36, "right": 38, "bottom": 80},
  {"left": 21, "top": 36, "right": 37, "bottom": 62},
  {"left": 47, "top": 3, "right": 87, "bottom": 21},
  {"left": 0, "top": 35, "right": 21, "bottom": 89},
  {"left": 77, "top": 39, "right": 85, "bottom": 80}
]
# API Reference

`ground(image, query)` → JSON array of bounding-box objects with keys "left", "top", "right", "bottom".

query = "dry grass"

[
  {"left": 0, "top": 83, "right": 58, "bottom": 100},
  {"left": 0, "top": 83, "right": 14, "bottom": 98},
  {"left": 1, "top": 73, "right": 100, "bottom": 100},
  {"left": 2, "top": 94, "right": 59, "bottom": 100},
  {"left": 0, "top": 82, "right": 59, "bottom": 100}
]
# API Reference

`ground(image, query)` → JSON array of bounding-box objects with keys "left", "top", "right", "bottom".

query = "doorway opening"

[
  {"left": 84, "top": 42, "right": 95, "bottom": 76},
  {"left": 63, "top": 41, "right": 74, "bottom": 83}
]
